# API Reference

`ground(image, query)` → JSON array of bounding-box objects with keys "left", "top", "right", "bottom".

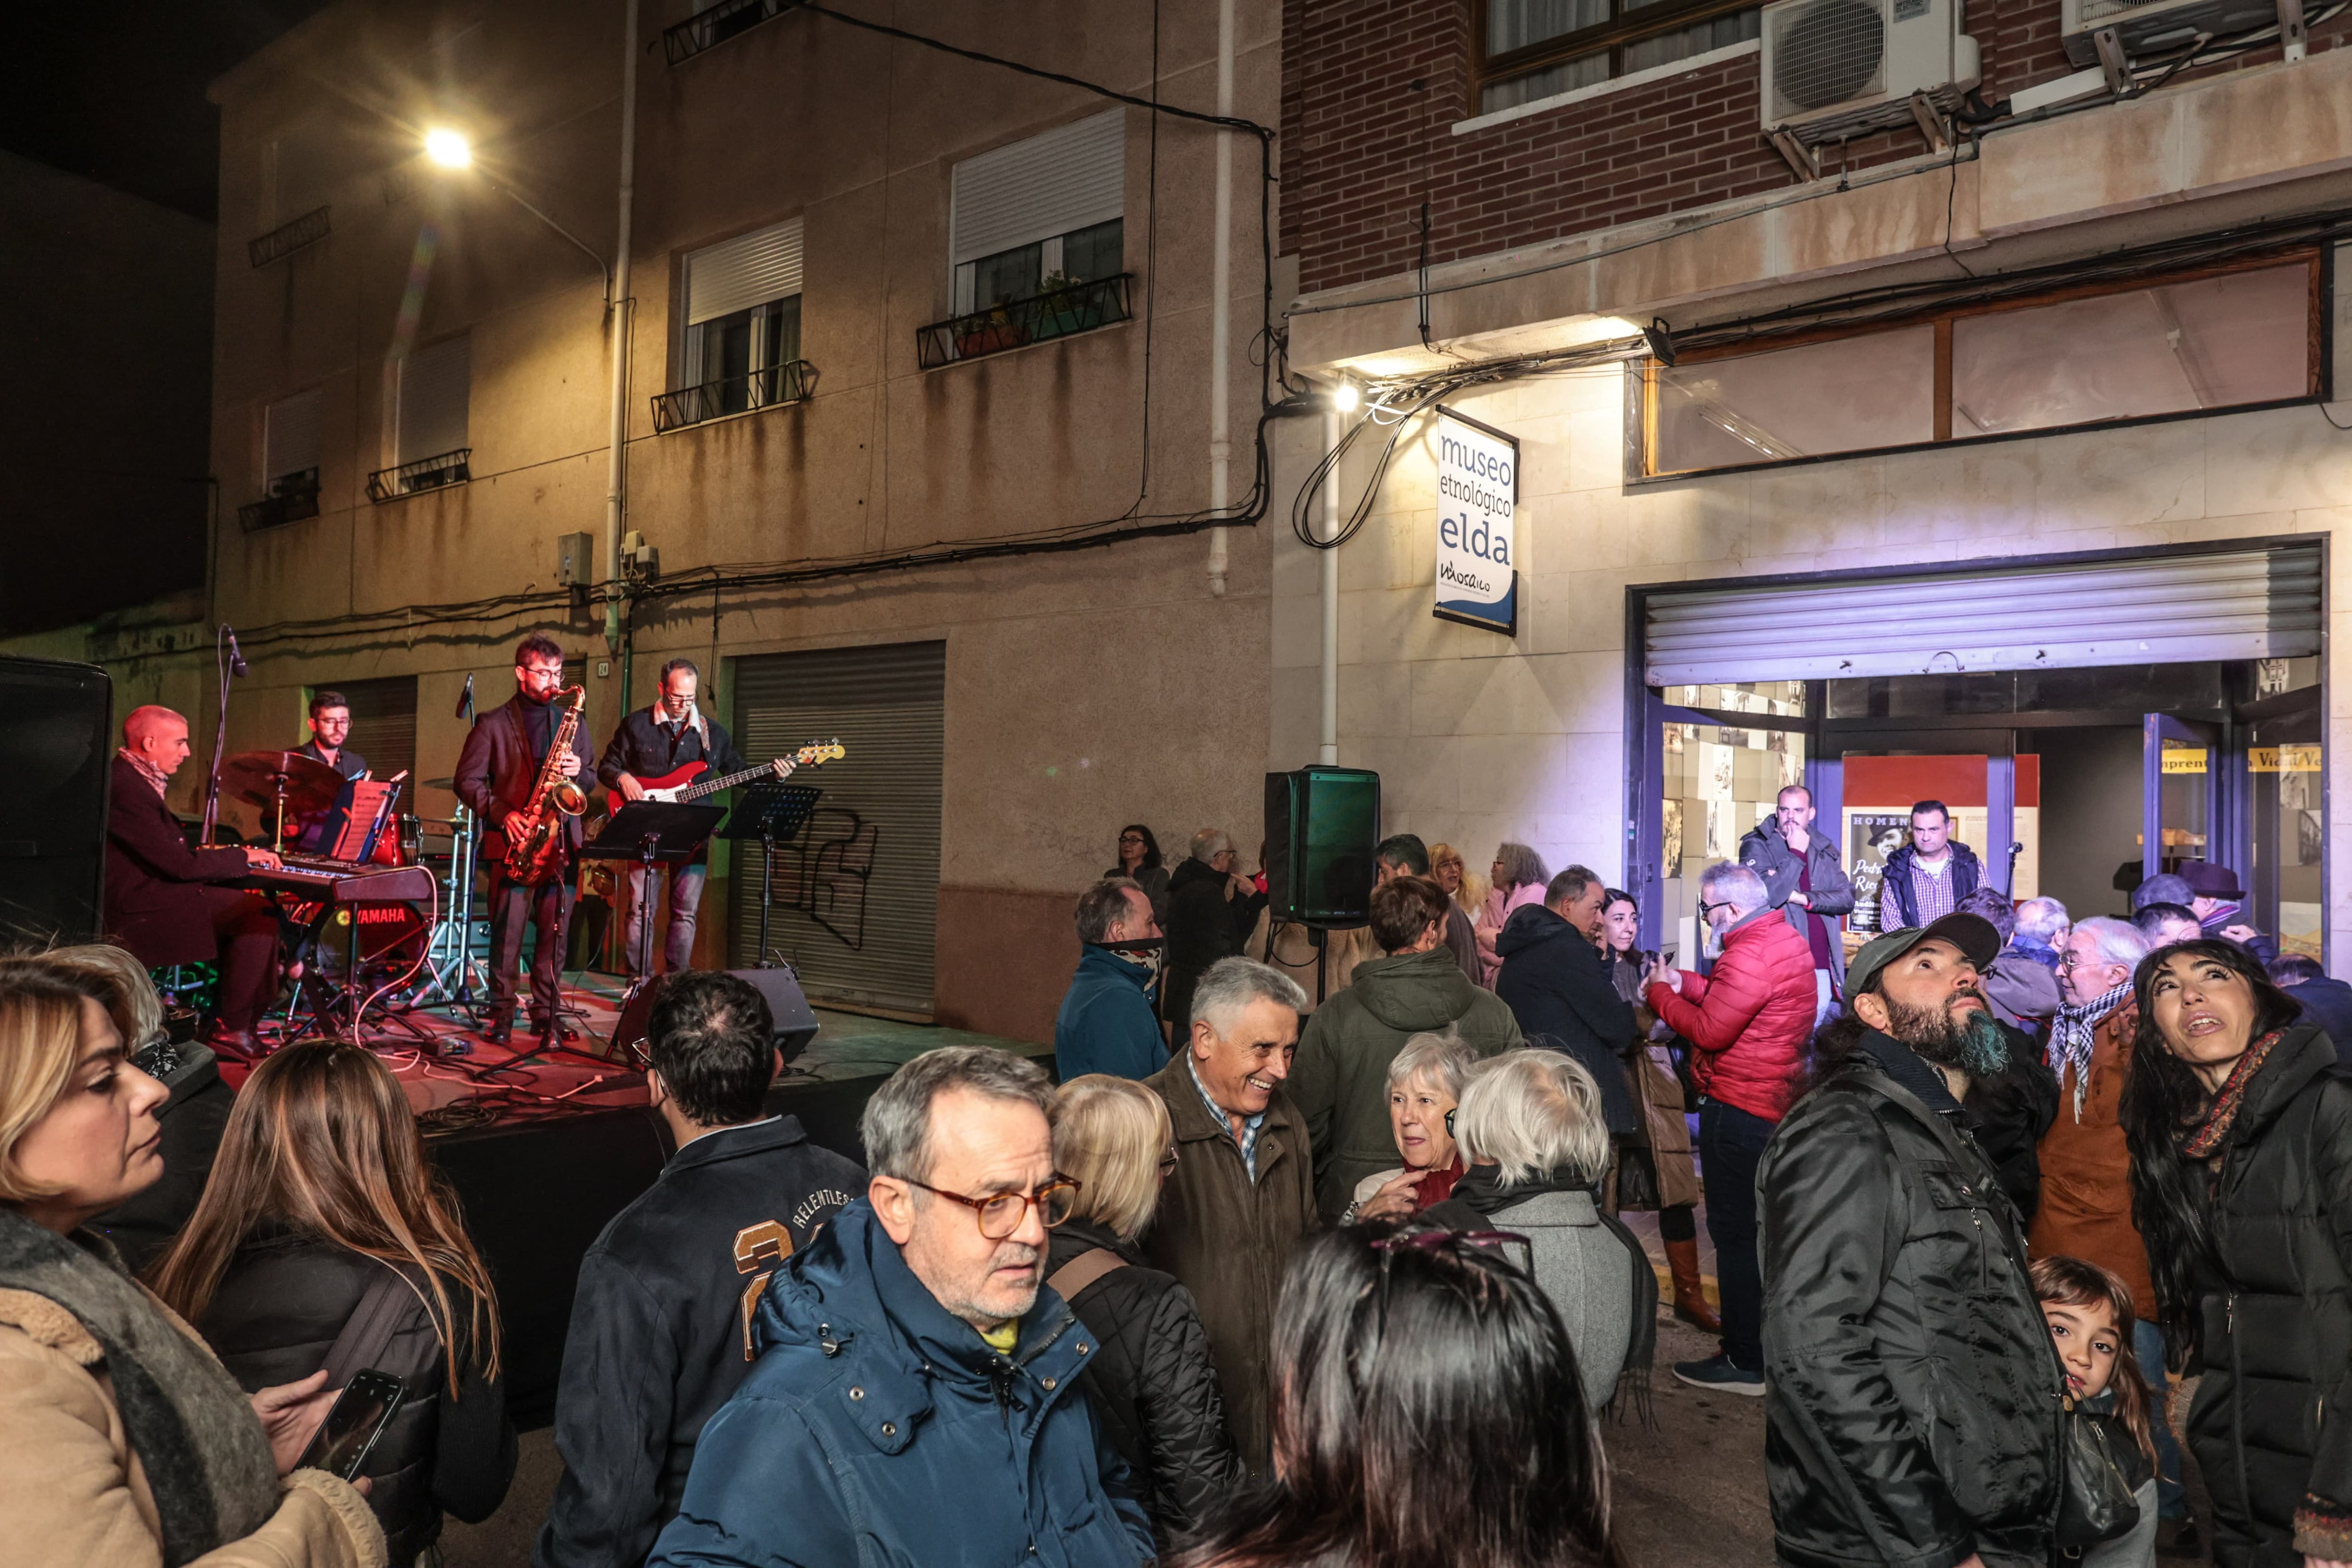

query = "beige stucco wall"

[
  {"left": 20, "top": 0, "right": 1285, "bottom": 1039},
  {"left": 1269, "top": 251, "right": 2352, "bottom": 965}
]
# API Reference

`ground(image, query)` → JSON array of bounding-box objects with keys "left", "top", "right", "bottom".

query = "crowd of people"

[{"left": 0, "top": 787, "right": 2347, "bottom": 1568}]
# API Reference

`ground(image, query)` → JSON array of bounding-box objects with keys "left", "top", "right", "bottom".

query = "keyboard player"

[{"left": 103, "top": 706, "right": 284, "bottom": 1054}]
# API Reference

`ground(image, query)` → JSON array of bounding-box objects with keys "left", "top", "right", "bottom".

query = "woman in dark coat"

[
  {"left": 2122, "top": 939, "right": 2352, "bottom": 1568},
  {"left": 1048, "top": 1074, "right": 1244, "bottom": 1547},
  {"left": 1107, "top": 824, "right": 1172, "bottom": 929},
  {"left": 151, "top": 1043, "right": 516, "bottom": 1566}
]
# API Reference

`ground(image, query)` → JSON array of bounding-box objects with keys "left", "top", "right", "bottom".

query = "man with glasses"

[
  {"left": 538, "top": 971, "right": 862, "bottom": 1568},
  {"left": 1143, "top": 956, "right": 1316, "bottom": 1470},
  {"left": 2031, "top": 915, "right": 2192, "bottom": 1550},
  {"left": 650, "top": 1045, "right": 1155, "bottom": 1568}
]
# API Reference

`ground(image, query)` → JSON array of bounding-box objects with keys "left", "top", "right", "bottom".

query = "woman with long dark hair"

[
  {"left": 151, "top": 1043, "right": 515, "bottom": 1565},
  {"left": 1176, "top": 1222, "right": 1614, "bottom": 1568},
  {"left": 1108, "top": 823, "right": 1171, "bottom": 927},
  {"left": 2120, "top": 939, "right": 2352, "bottom": 1568},
  {"left": 1597, "top": 890, "right": 1711, "bottom": 1331}
]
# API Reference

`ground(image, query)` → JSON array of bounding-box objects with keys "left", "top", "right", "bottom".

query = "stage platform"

[{"left": 234, "top": 970, "right": 1054, "bottom": 1425}]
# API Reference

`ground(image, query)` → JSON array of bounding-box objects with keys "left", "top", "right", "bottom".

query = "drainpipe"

[
  {"left": 1206, "top": 0, "right": 1234, "bottom": 597},
  {"left": 1320, "top": 404, "right": 1339, "bottom": 765},
  {"left": 604, "top": 0, "right": 639, "bottom": 653}
]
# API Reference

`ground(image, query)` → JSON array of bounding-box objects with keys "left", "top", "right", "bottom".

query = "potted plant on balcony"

[
  {"left": 954, "top": 302, "right": 1027, "bottom": 359},
  {"left": 1034, "top": 272, "right": 1108, "bottom": 341}
]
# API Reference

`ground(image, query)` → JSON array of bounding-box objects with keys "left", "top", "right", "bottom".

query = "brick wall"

[{"left": 1284, "top": 0, "right": 2352, "bottom": 295}]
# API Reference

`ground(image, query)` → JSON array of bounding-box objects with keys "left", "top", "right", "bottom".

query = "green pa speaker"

[{"left": 1264, "top": 767, "right": 1381, "bottom": 928}]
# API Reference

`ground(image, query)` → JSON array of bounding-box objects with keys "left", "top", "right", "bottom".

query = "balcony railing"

[
  {"left": 249, "top": 206, "right": 332, "bottom": 269},
  {"left": 366, "top": 447, "right": 471, "bottom": 503},
  {"left": 664, "top": 0, "right": 802, "bottom": 64},
  {"left": 915, "top": 274, "right": 1133, "bottom": 370},
  {"left": 237, "top": 470, "right": 321, "bottom": 533},
  {"left": 652, "top": 359, "right": 818, "bottom": 434}
]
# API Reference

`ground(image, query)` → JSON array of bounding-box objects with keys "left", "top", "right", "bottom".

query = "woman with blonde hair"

[
  {"left": 0, "top": 951, "right": 385, "bottom": 1568},
  {"left": 1048, "top": 1074, "right": 1242, "bottom": 1548},
  {"left": 1429, "top": 842, "right": 1488, "bottom": 930},
  {"left": 151, "top": 1043, "right": 514, "bottom": 1564}
]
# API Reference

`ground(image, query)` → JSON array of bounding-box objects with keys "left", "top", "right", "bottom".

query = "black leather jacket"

[
  {"left": 1046, "top": 1217, "right": 1244, "bottom": 1547},
  {"left": 1760, "top": 1030, "right": 2063, "bottom": 1568}
]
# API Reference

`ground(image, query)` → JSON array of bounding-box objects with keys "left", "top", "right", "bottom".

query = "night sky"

[{"left": 4, "top": 0, "right": 332, "bottom": 216}]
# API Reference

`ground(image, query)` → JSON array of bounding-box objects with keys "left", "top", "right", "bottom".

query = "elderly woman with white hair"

[
  {"left": 1338, "top": 1030, "right": 1480, "bottom": 1223},
  {"left": 1423, "top": 1049, "right": 1656, "bottom": 1413}
]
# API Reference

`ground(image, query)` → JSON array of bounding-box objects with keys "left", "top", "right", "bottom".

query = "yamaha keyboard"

[{"left": 239, "top": 854, "right": 436, "bottom": 905}]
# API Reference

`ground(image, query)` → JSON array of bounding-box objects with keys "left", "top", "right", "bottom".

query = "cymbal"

[{"left": 219, "top": 750, "right": 344, "bottom": 816}]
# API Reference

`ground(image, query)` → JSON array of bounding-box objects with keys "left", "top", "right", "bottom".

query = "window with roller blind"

[
  {"left": 263, "top": 389, "right": 322, "bottom": 499},
  {"left": 950, "top": 110, "right": 1126, "bottom": 314},
  {"left": 397, "top": 334, "right": 470, "bottom": 467},
  {"left": 660, "top": 218, "right": 808, "bottom": 429}
]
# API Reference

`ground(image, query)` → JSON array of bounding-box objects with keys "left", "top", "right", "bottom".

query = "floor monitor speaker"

[
  {"left": 1265, "top": 766, "right": 1381, "bottom": 927},
  {"left": 0, "top": 656, "right": 113, "bottom": 948}
]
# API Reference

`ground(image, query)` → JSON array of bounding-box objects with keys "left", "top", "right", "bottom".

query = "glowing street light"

[{"left": 423, "top": 127, "right": 473, "bottom": 169}]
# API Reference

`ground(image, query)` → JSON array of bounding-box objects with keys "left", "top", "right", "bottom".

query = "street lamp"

[{"left": 423, "top": 127, "right": 473, "bottom": 169}]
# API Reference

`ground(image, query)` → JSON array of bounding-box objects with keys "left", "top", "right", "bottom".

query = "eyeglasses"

[
  {"left": 903, "top": 1176, "right": 1081, "bottom": 1239},
  {"left": 1157, "top": 1146, "right": 1179, "bottom": 1176},
  {"left": 1696, "top": 896, "right": 1731, "bottom": 923},
  {"left": 1119, "top": 834, "right": 1146, "bottom": 844}
]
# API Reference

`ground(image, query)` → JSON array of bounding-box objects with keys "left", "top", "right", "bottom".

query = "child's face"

[{"left": 2042, "top": 1299, "right": 2122, "bottom": 1399}]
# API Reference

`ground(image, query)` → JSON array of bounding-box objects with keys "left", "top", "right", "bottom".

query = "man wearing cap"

[
  {"left": 2178, "top": 861, "right": 2277, "bottom": 963},
  {"left": 1759, "top": 914, "right": 2065, "bottom": 1568}
]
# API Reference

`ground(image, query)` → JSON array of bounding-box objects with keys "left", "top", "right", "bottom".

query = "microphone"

[
  {"left": 225, "top": 626, "right": 248, "bottom": 677},
  {"left": 456, "top": 672, "right": 476, "bottom": 720}
]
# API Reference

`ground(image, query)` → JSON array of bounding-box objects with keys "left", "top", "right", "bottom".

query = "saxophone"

[{"left": 503, "top": 685, "right": 588, "bottom": 884}]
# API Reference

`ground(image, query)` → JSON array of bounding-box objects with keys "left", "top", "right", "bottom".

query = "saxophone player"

[{"left": 453, "top": 633, "right": 593, "bottom": 1046}]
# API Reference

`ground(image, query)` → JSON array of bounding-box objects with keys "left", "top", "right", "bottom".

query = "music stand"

[{"left": 720, "top": 783, "right": 821, "bottom": 969}]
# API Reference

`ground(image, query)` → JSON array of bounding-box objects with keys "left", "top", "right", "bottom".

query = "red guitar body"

[{"left": 634, "top": 761, "right": 711, "bottom": 794}]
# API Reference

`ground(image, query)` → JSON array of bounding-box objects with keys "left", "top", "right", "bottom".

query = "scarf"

[
  {"left": 2047, "top": 983, "right": 2132, "bottom": 1122},
  {"left": 0, "top": 1211, "right": 278, "bottom": 1565},
  {"left": 1445, "top": 1162, "right": 1658, "bottom": 1425},
  {"left": 1411, "top": 1153, "right": 1466, "bottom": 1208},
  {"left": 118, "top": 747, "right": 172, "bottom": 799},
  {"left": 2180, "top": 1028, "right": 2283, "bottom": 1160}
]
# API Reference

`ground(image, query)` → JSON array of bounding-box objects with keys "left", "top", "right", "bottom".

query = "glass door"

[
  {"left": 1638, "top": 681, "right": 1815, "bottom": 964},
  {"left": 2237, "top": 682, "right": 2323, "bottom": 960},
  {"left": 2143, "top": 713, "right": 2219, "bottom": 883}
]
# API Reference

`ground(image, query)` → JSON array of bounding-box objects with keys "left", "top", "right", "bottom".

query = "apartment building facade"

[
  {"left": 76, "top": 0, "right": 1281, "bottom": 1037},
  {"left": 1274, "top": 0, "right": 2352, "bottom": 963}
]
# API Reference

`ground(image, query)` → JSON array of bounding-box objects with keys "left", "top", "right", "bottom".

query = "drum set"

[{"left": 215, "top": 750, "right": 493, "bottom": 1042}]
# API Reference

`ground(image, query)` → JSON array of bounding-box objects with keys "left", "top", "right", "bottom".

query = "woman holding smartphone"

[
  {"left": 0, "top": 952, "right": 386, "bottom": 1568},
  {"left": 152, "top": 1043, "right": 514, "bottom": 1566}
]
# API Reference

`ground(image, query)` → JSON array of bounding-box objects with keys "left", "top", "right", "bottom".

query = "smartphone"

[{"left": 297, "top": 1369, "right": 405, "bottom": 1480}]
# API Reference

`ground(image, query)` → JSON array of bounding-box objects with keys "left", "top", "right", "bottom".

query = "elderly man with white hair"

[
  {"left": 2030, "top": 913, "right": 2189, "bottom": 1535},
  {"left": 1423, "top": 1050, "right": 1652, "bottom": 1413},
  {"left": 2010, "top": 895, "right": 2070, "bottom": 971},
  {"left": 1644, "top": 861, "right": 1820, "bottom": 1393},
  {"left": 1143, "top": 956, "right": 1314, "bottom": 1471},
  {"left": 1160, "top": 828, "right": 1268, "bottom": 1037}
]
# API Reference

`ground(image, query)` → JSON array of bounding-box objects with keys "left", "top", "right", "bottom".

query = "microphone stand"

[{"left": 200, "top": 623, "right": 240, "bottom": 845}]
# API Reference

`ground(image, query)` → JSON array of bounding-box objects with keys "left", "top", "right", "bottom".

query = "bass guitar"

[{"left": 617, "top": 740, "right": 845, "bottom": 809}]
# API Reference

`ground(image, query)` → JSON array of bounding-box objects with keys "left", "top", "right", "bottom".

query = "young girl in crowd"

[{"left": 2033, "top": 1255, "right": 2160, "bottom": 1568}]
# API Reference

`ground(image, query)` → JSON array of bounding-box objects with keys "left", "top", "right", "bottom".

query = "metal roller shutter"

[
  {"left": 684, "top": 218, "right": 804, "bottom": 326},
  {"left": 397, "top": 334, "right": 470, "bottom": 465},
  {"left": 950, "top": 109, "right": 1125, "bottom": 267},
  {"left": 264, "top": 389, "right": 323, "bottom": 485},
  {"left": 729, "top": 641, "right": 945, "bottom": 1017},
  {"left": 1644, "top": 544, "right": 2323, "bottom": 686}
]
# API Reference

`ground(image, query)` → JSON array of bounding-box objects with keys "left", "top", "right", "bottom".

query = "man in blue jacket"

[
  {"left": 649, "top": 1046, "right": 1155, "bottom": 1568},
  {"left": 1054, "top": 878, "right": 1168, "bottom": 1081}
]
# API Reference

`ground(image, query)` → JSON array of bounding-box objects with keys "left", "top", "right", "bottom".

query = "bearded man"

[{"left": 1758, "top": 914, "right": 2066, "bottom": 1568}]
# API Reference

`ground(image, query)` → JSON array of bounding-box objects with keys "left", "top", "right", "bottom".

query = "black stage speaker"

[
  {"left": 1265, "top": 766, "right": 1381, "bottom": 927},
  {"left": 0, "top": 656, "right": 113, "bottom": 947},
  {"left": 609, "top": 964, "right": 822, "bottom": 1068}
]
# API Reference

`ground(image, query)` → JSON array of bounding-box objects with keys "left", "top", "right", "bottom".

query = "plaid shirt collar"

[{"left": 1187, "top": 1053, "right": 1266, "bottom": 1182}]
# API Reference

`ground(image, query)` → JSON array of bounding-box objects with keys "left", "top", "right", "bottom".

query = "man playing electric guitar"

[{"left": 597, "top": 658, "right": 787, "bottom": 977}]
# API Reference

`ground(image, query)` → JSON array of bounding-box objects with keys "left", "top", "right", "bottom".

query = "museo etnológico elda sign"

[{"left": 1433, "top": 406, "right": 1518, "bottom": 636}]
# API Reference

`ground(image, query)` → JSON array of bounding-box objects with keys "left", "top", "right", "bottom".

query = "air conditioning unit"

[
  {"left": 2060, "top": 0, "right": 2277, "bottom": 65},
  {"left": 1759, "top": 0, "right": 1980, "bottom": 143}
]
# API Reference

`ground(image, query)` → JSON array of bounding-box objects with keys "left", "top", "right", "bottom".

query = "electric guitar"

[{"left": 618, "top": 740, "right": 846, "bottom": 809}]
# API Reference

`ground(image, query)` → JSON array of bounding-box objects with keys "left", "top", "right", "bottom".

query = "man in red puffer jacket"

[{"left": 1645, "top": 861, "right": 1819, "bottom": 1394}]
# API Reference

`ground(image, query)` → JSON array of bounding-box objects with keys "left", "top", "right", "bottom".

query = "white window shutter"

[
  {"left": 950, "top": 109, "right": 1125, "bottom": 267},
  {"left": 685, "top": 219, "right": 804, "bottom": 326},
  {"left": 264, "top": 389, "right": 323, "bottom": 483},
  {"left": 1643, "top": 545, "right": 2324, "bottom": 685},
  {"left": 398, "top": 334, "right": 470, "bottom": 465}
]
